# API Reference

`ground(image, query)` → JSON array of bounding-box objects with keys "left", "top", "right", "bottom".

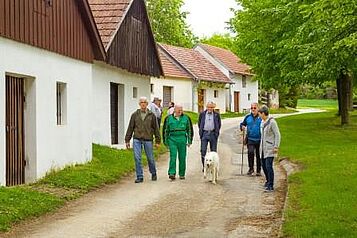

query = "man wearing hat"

[{"left": 149, "top": 97, "right": 163, "bottom": 128}]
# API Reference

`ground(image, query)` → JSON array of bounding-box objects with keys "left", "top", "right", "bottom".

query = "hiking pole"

[{"left": 241, "top": 130, "right": 245, "bottom": 175}]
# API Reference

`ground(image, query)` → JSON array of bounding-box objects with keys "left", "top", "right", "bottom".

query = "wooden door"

[
  {"left": 5, "top": 75, "right": 25, "bottom": 186},
  {"left": 110, "top": 83, "right": 119, "bottom": 144},
  {"left": 163, "top": 86, "right": 172, "bottom": 107},
  {"left": 198, "top": 89, "right": 205, "bottom": 112},
  {"left": 234, "top": 91, "right": 240, "bottom": 112}
]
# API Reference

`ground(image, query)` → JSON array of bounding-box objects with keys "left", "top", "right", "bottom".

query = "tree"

[
  {"left": 200, "top": 33, "right": 237, "bottom": 52},
  {"left": 146, "top": 0, "right": 197, "bottom": 48},
  {"left": 230, "top": 0, "right": 357, "bottom": 125}
]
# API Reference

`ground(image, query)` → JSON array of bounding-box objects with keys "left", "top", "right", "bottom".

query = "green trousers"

[{"left": 168, "top": 136, "right": 187, "bottom": 177}]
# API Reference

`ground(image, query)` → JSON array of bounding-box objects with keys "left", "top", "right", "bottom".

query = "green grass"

[
  {"left": 183, "top": 111, "right": 199, "bottom": 124},
  {"left": 278, "top": 111, "right": 357, "bottom": 237},
  {"left": 297, "top": 99, "right": 338, "bottom": 110},
  {"left": 0, "top": 144, "right": 167, "bottom": 232},
  {"left": 0, "top": 187, "right": 63, "bottom": 231},
  {"left": 220, "top": 111, "right": 245, "bottom": 119},
  {"left": 270, "top": 108, "right": 297, "bottom": 114}
]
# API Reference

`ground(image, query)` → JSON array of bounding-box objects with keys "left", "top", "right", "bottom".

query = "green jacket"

[
  {"left": 162, "top": 113, "right": 194, "bottom": 146},
  {"left": 125, "top": 109, "right": 161, "bottom": 144}
]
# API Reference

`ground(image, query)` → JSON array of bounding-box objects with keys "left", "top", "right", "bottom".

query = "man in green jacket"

[
  {"left": 125, "top": 97, "right": 161, "bottom": 183},
  {"left": 163, "top": 104, "right": 193, "bottom": 180}
]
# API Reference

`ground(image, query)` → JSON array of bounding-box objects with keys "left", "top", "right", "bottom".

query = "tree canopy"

[
  {"left": 200, "top": 33, "right": 237, "bottom": 53},
  {"left": 146, "top": 0, "right": 196, "bottom": 48}
]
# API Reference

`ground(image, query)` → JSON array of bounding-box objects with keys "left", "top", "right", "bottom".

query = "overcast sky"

[{"left": 182, "top": 0, "right": 241, "bottom": 38}]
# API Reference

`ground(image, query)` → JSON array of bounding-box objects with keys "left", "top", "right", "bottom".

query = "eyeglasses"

[{"left": 251, "top": 107, "right": 257, "bottom": 109}]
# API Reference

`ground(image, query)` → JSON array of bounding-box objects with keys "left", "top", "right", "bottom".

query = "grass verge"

[
  {"left": 297, "top": 99, "right": 338, "bottom": 110},
  {"left": 278, "top": 111, "right": 357, "bottom": 237},
  {"left": 0, "top": 144, "right": 167, "bottom": 232}
]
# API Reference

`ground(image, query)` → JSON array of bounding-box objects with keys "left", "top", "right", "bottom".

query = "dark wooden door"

[
  {"left": 5, "top": 75, "right": 25, "bottom": 186},
  {"left": 234, "top": 91, "right": 240, "bottom": 112},
  {"left": 163, "top": 86, "right": 172, "bottom": 107},
  {"left": 110, "top": 83, "right": 119, "bottom": 144},
  {"left": 198, "top": 89, "right": 205, "bottom": 112}
]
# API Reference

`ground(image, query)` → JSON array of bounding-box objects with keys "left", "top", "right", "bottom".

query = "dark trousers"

[
  {"left": 157, "top": 117, "right": 162, "bottom": 129},
  {"left": 200, "top": 131, "right": 218, "bottom": 168},
  {"left": 247, "top": 141, "right": 261, "bottom": 173},
  {"left": 262, "top": 157, "right": 274, "bottom": 188}
]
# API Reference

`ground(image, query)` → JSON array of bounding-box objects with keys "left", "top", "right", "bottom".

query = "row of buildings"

[{"left": 0, "top": 0, "right": 257, "bottom": 186}]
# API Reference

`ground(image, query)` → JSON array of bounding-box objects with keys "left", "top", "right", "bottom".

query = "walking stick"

[{"left": 241, "top": 130, "right": 245, "bottom": 175}]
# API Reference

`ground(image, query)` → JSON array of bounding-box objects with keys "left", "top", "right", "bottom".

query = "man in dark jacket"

[
  {"left": 198, "top": 101, "right": 222, "bottom": 171},
  {"left": 125, "top": 96, "right": 161, "bottom": 183},
  {"left": 240, "top": 103, "right": 262, "bottom": 176}
]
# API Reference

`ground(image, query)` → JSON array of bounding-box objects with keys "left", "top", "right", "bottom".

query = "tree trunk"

[
  {"left": 339, "top": 72, "right": 351, "bottom": 125},
  {"left": 348, "top": 77, "right": 353, "bottom": 111},
  {"left": 336, "top": 77, "right": 342, "bottom": 116}
]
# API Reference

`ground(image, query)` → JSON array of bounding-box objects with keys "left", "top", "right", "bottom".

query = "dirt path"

[{"left": 2, "top": 110, "right": 320, "bottom": 238}]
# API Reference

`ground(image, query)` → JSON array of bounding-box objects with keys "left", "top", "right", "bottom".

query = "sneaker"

[
  {"left": 264, "top": 187, "right": 274, "bottom": 193},
  {"left": 135, "top": 178, "right": 143, "bottom": 183},
  {"left": 263, "top": 182, "right": 269, "bottom": 188},
  {"left": 179, "top": 176, "right": 185, "bottom": 180},
  {"left": 152, "top": 174, "right": 157, "bottom": 181},
  {"left": 256, "top": 172, "right": 262, "bottom": 176},
  {"left": 169, "top": 175, "right": 176, "bottom": 180},
  {"left": 247, "top": 170, "right": 254, "bottom": 176}
]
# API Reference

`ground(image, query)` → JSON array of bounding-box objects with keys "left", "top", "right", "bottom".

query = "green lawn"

[
  {"left": 0, "top": 144, "right": 166, "bottom": 232},
  {"left": 297, "top": 99, "right": 338, "bottom": 110},
  {"left": 270, "top": 107, "right": 297, "bottom": 114},
  {"left": 278, "top": 111, "right": 357, "bottom": 237}
]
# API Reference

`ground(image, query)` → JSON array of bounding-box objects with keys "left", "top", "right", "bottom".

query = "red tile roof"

[
  {"left": 158, "top": 48, "right": 193, "bottom": 79},
  {"left": 88, "top": 0, "right": 132, "bottom": 48},
  {"left": 197, "top": 44, "right": 252, "bottom": 76},
  {"left": 159, "top": 44, "right": 232, "bottom": 84}
]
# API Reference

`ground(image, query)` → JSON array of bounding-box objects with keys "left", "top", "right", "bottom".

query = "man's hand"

[
  {"left": 155, "top": 143, "right": 160, "bottom": 149},
  {"left": 241, "top": 126, "right": 246, "bottom": 131},
  {"left": 126, "top": 143, "right": 130, "bottom": 149},
  {"left": 273, "top": 147, "right": 279, "bottom": 154}
]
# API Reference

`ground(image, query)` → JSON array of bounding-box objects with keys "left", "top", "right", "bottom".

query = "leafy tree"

[
  {"left": 230, "top": 0, "right": 357, "bottom": 125},
  {"left": 146, "top": 0, "right": 197, "bottom": 48},
  {"left": 200, "top": 33, "right": 237, "bottom": 52}
]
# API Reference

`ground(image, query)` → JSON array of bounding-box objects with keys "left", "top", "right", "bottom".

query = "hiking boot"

[
  {"left": 247, "top": 170, "right": 254, "bottom": 176},
  {"left": 256, "top": 172, "right": 262, "bottom": 177},
  {"left": 135, "top": 178, "right": 143, "bottom": 183},
  {"left": 179, "top": 176, "right": 185, "bottom": 180},
  {"left": 152, "top": 174, "right": 157, "bottom": 181},
  {"left": 169, "top": 175, "right": 176, "bottom": 181}
]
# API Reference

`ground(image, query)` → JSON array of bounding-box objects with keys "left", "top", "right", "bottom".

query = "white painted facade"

[
  {"left": 0, "top": 37, "right": 93, "bottom": 185},
  {"left": 92, "top": 62, "right": 151, "bottom": 147},
  {"left": 195, "top": 45, "right": 259, "bottom": 113},
  {"left": 196, "top": 86, "right": 227, "bottom": 113},
  {"left": 150, "top": 77, "right": 194, "bottom": 111}
]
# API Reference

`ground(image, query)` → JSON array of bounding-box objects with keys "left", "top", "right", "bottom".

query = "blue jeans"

[
  {"left": 133, "top": 139, "right": 156, "bottom": 179},
  {"left": 200, "top": 131, "right": 218, "bottom": 167},
  {"left": 262, "top": 157, "right": 274, "bottom": 189}
]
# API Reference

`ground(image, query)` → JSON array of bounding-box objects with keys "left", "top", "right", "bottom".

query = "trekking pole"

[{"left": 241, "top": 130, "right": 245, "bottom": 175}]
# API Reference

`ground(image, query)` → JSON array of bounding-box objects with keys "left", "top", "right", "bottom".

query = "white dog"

[{"left": 203, "top": 152, "right": 220, "bottom": 184}]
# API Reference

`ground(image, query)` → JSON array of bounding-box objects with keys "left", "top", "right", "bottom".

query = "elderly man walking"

[
  {"left": 240, "top": 103, "right": 262, "bottom": 176},
  {"left": 125, "top": 97, "right": 161, "bottom": 183},
  {"left": 198, "top": 101, "right": 221, "bottom": 172},
  {"left": 163, "top": 104, "right": 193, "bottom": 180}
]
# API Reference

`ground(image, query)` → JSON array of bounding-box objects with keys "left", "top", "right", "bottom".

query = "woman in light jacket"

[{"left": 259, "top": 105, "right": 281, "bottom": 192}]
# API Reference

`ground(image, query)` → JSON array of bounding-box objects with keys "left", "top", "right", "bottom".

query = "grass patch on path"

[
  {"left": 0, "top": 144, "right": 166, "bottom": 232},
  {"left": 278, "top": 111, "right": 357, "bottom": 237}
]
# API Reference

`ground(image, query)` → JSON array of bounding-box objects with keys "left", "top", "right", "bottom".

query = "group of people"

[{"left": 124, "top": 97, "right": 280, "bottom": 192}]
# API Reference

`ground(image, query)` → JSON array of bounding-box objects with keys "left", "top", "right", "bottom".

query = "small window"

[
  {"left": 56, "top": 82, "right": 67, "bottom": 125},
  {"left": 242, "top": 75, "right": 247, "bottom": 88},
  {"left": 133, "top": 87, "right": 138, "bottom": 98},
  {"left": 248, "top": 93, "right": 251, "bottom": 101},
  {"left": 150, "top": 84, "right": 154, "bottom": 94},
  {"left": 214, "top": 90, "right": 218, "bottom": 98}
]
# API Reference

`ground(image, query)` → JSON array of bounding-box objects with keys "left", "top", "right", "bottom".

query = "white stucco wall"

[
  {"left": 0, "top": 37, "right": 93, "bottom": 185},
  {"left": 194, "top": 86, "right": 227, "bottom": 113},
  {"left": 150, "top": 77, "right": 194, "bottom": 111},
  {"left": 230, "top": 75, "right": 259, "bottom": 112},
  {"left": 92, "top": 62, "right": 151, "bottom": 147}
]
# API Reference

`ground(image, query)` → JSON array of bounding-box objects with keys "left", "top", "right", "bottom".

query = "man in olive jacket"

[{"left": 125, "top": 97, "right": 161, "bottom": 183}]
